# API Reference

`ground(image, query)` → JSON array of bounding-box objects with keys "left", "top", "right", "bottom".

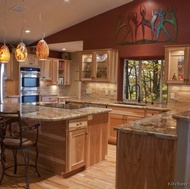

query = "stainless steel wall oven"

[{"left": 20, "top": 67, "right": 40, "bottom": 104}]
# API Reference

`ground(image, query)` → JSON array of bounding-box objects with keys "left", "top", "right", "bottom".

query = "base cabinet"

[
  {"left": 31, "top": 113, "right": 108, "bottom": 177},
  {"left": 68, "top": 128, "right": 86, "bottom": 172},
  {"left": 86, "top": 113, "right": 108, "bottom": 168},
  {"left": 107, "top": 105, "right": 145, "bottom": 145}
]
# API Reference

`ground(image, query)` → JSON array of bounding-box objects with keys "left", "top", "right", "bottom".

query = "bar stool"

[{"left": 0, "top": 111, "right": 40, "bottom": 189}]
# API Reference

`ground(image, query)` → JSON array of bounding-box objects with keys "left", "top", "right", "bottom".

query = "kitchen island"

[
  {"left": 0, "top": 103, "right": 111, "bottom": 177},
  {"left": 114, "top": 111, "right": 177, "bottom": 189}
]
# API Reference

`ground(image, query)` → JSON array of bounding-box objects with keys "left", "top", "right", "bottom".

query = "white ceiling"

[{"left": 0, "top": 0, "right": 132, "bottom": 52}]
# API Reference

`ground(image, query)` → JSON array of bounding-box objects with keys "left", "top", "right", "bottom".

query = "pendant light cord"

[
  {"left": 3, "top": 0, "right": 7, "bottom": 45},
  {"left": 20, "top": 0, "right": 26, "bottom": 43},
  {"left": 39, "top": 0, "right": 46, "bottom": 39}
]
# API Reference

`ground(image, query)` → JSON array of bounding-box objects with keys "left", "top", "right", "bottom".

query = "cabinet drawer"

[
  {"left": 4, "top": 97, "right": 19, "bottom": 103},
  {"left": 69, "top": 117, "right": 88, "bottom": 131},
  {"left": 41, "top": 96, "right": 58, "bottom": 102}
]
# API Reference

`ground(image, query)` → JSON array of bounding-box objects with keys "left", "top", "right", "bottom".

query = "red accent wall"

[
  {"left": 45, "top": 0, "right": 190, "bottom": 59},
  {"left": 42, "top": 0, "right": 190, "bottom": 101}
]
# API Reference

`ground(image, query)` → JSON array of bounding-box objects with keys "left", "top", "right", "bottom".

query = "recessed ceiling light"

[
  {"left": 10, "top": 4, "right": 28, "bottom": 13},
  {"left": 62, "top": 48, "right": 66, "bottom": 51},
  {"left": 25, "top": 30, "right": 30, "bottom": 33}
]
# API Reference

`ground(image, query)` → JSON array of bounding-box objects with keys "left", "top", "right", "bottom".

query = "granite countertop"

[
  {"left": 65, "top": 99, "right": 170, "bottom": 111},
  {"left": 114, "top": 111, "right": 177, "bottom": 139},
  {"left": 0, "top": 103, "right": 111, "bottom": 121},
  {"left": 172, "top": 110, "right": 190, "bottom": 121}
]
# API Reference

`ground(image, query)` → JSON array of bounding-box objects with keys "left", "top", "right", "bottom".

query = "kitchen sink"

[{"left": 115, "top": 102, "right": 148, "bottom": 106}]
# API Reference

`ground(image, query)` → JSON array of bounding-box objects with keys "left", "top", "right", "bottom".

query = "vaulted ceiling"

[{"left": 0, "top": 0, "right": 132, "bottom": 52}]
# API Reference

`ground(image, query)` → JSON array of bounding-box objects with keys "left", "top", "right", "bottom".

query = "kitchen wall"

[
  {"left": 167, "top": 85, "right": 190, "bottom": 112},
  {"left": 41, "top": 0, "right": 190, "bottom": 104}
]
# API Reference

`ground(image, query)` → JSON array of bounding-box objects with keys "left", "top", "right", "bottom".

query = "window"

[{"left": 123, "top": 59, "right": 167, "bottom": 104}]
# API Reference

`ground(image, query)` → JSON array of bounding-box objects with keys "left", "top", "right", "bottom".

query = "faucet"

[{"left": 130, "top": 83, "right": 141, "bottom": 103}]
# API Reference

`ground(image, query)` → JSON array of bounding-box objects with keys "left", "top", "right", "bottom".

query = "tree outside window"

[{"left": 123, "top": 59, "right": 167, "bottom": 104}]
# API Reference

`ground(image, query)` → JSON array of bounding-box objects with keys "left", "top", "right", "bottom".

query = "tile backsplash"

[
  {"left": 81, "top": 82, "right": 117, "bottom": 101},
  {"left": 167, "top": 85, "right": 190, "bottom": 112}
]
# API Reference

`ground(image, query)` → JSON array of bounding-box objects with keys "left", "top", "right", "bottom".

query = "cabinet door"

[
  {"left": 50, "top": 59, "right": 58, "bottom": 84},
  {"left": 58, "top": 60, "right": 71, "bottom": 85},
  {"left": 39, "top": 59, "right": 51, "bottom": 80},
  {"left": 108, "top": 114, "right": 125, "bottom": 145},
  {"left": 64, "top": 60, "right": 71, "bottom": 85},
  {"left": 80, "top": 52, "right": 94, "bottom": 81},
  {"left": 79, "top": 49, "right": 118, "bottom": 83},
  {"left": 4, "top": 53, "right": 13, "bottom": 80},
  {"left": 94, "top": 51, "right": 109, "bottom": 82},
  {"left": 68, "top": 128, "right": 86, "bottom": 171},
  {"left": 165, "top": 46, "right": 190, "bottom": 84},
  {"left": 126, "top": 115, "right": 142, "bottom": 123}
]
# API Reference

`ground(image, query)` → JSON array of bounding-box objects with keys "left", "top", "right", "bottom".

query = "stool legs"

[
  {"left": 13, "top": 149, "right": 17, "bottom": 174},
  {"left": 35, "top": 146, "right": 40, "bottom": 177},
  {"left": 0, "top": 145, "right": 5, "bottom": 185},
  {"left": 22, "top": 148, "right": 30, "bottom": 189}
]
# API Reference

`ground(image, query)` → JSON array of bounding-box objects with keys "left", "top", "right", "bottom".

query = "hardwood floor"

[{"left": 0, "top": 145, "right": 116, "bottom": 189}]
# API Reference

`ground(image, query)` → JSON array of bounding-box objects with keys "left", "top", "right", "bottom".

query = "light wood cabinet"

[
  {"left": 50, "top": 59, "right": 59, "bottom": 84},
  {"left": 40, "top": 95, "right": 58, "bottom": 102},
  {"left": 67, "top": 117, "right": 88, "bottom": 172},
  {"left": 108, "top": 112, "right": 143, "bottom": 144},
  {"left": 86, "top": 113, "right": 108, "bottom": 168},
  {"left": 165, "top": 44, "right": 190, "bottom": 84},
  {"left": 4, "top": 96, "right": 19, "bottom": 103},
  {"left": 39, "top": 58, "right": 70, "bottom": 85},
  {"left": 39, "top": 59, "right": 51, "bottom": 80},
  {"left": 68, "top": 129, "right": 86, "bottom": 171},
  {"left": 79, "top": 48, "right": 118, "bottom": 83},
  {"left": 107, "top": 105, "right": 165, "bottom": 145},
  {"left": 58, "top": 60, "right": 71, "bottom": 85}
]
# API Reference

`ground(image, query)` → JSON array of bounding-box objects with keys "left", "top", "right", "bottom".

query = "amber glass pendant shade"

[
  {"left": 0, "top": 45, "right": 10, "bottom": 63},
  {"left": 15, "top": 42, "right": 28, "bottom": 62},
  {"left": 36, "top": 39, "right": 49, "bottom": 60}
]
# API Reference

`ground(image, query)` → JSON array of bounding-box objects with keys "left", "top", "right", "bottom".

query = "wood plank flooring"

[{"left": 0, "top": 145, "right": 116, "bottom": 189}]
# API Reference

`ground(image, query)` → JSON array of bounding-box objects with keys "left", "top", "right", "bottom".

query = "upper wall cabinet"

[
  {"left": 39, "top": 59, "right": 52, "bottom": 81},
  {"left": 165, "top": 45, "right": 190, "bottom": 84},
  {"left": 39, "top": 58, "right": 71, "bottom": 85},
  {"left": 79, "top": 49, "right": 118, "bottom": 83},
  {"left": 58, "top": 60, "right": 71, "bottom": 85}
]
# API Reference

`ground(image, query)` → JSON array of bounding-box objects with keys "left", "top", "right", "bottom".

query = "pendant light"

[
  {"left": 36, "top": 0, "right": 49, "bottom": 60},
  {"left": 36, "top": 38, "right": 49, "bottom": 60},
  {"left": 15, "top": 0, "right": 27, "bottom": 62},
  {"left": 0, "top": 0, "right": 10, "bottom": 63}
]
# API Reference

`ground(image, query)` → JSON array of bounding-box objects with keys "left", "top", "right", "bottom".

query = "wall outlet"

[{"left": 170, "top": 93, "right": 175, "bottom": 99}]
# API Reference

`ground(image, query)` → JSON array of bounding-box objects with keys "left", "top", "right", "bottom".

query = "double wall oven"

[{"left": 20, "top": 67, "right": 40, "bottom": 104}]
